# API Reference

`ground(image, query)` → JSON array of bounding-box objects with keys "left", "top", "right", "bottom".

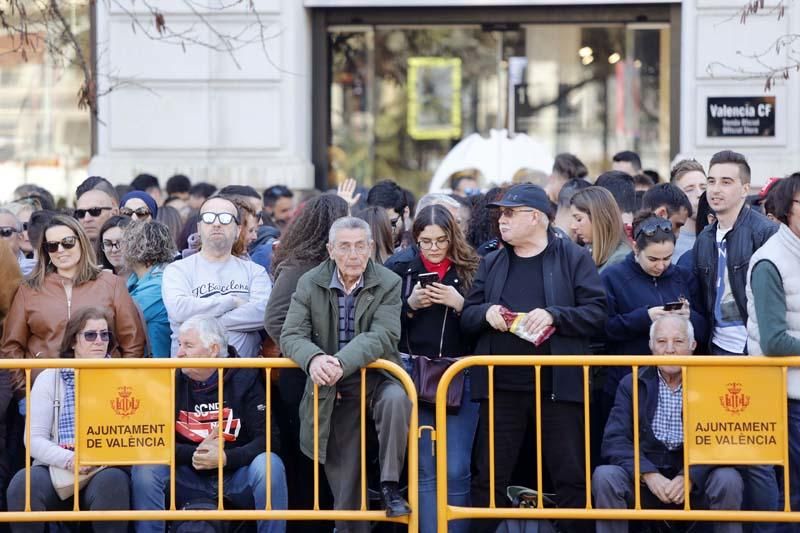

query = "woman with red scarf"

[{"left": 389, "top": 204, "right": 480, "bottom": 533}]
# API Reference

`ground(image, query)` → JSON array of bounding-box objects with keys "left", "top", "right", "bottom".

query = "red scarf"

[{"left": 419, "top": 255, "right": 452, "bottom": 282}]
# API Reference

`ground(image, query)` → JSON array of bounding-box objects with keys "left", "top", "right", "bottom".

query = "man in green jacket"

[{"left": 280, "top": 216, "right": 411, "bottom": 532}]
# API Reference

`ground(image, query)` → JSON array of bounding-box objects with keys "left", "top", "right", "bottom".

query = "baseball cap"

[{"left": 488, "top": 184, "right": 552, "bottom": 216}]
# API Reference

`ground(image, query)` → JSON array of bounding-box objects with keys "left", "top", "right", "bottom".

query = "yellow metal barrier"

[
  {"left": 435, "top": 355, "right": 800, "bottom": 531},
  {"left": 0, "top": 357, "right": 418, "bottom": 531}
]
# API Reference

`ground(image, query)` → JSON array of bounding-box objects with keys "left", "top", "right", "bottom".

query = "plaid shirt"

[
  {"left": 329, "top": 268, "right": 364, "bottom": 351},
  {"left": 651, "top": 370, "right": 683, "bottom": 450}
]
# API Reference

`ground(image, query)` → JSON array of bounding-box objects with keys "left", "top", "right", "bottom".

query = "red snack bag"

[{"left": 498, "top": 306, "right": 556, "bottom": 346}]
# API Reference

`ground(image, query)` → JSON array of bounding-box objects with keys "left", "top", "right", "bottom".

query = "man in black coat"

[{"left": 461, "top": 184, "right": 607, "bottom": 533}]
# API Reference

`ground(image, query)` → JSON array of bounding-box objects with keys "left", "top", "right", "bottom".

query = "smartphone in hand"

[{"left": 417, "top": 272, "right": 440, "bottom": 288}]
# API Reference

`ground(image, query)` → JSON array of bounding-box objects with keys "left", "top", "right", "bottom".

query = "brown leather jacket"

[{"left": 1, "top": 271, "right": 147, "bottom": 392}]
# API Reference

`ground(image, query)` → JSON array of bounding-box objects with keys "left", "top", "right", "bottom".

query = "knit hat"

[{"left": 120, "top": 190, "right": 158, "bottom": 219}]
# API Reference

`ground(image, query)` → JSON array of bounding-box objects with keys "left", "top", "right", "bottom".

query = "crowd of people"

[{"left": 0, "top": 149, "right": 796, "bottom": 533}]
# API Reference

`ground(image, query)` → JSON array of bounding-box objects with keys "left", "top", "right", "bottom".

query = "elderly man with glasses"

[
  {"left": 162, "top": 196, "right": 271, "bottom": 357},
  {"left": 280, "top": 216, "right": 412, "bottom": 533},
  {"left": 461, "top": 183, "right": 607, "bottom": 533}
]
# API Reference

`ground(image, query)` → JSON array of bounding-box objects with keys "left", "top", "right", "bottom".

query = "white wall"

[
  {"left": 679, "top": 0, "right": 800, "bottom": 185},
  {"left": 89, "top": 0, "right": 314, "bottom": 191}
]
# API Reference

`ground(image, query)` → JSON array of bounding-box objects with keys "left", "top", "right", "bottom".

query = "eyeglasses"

[
  {"left": 21, "top": 222, "right": 28, "bottom": 232},
  {"left": 390, "top": 216, "right": 401, "bottom": 228},
  {"left": 634, "top": 218, "right": 674, "bottom": 240},
  {"left": 333, "top": 242, "right": 370, "bottom": 256},
  {"left": 498, "top": 208, "right": 535, "bottom": 218},
  {"left": 120, "top": 207, "right": 151, "bottom": 218},
  {"left": 46, "top": 236, "right": 78, "bottom": 253},
  {"left": 102, "top": 240, "right": 121, "bottom": 252},
  {"left": 81, "top": 330, "right": 110, "bottom": 342},
  {"left": 74, "top": 207, "right": 112, "bottom": 219},
  {"left": 200, "top": 212, "right": 239, "bottom": 225},
  {"left": 418, "top": 237, "right": 450, "bottom": 250},
  {"left": 0, "top": 227, "right": 19, "bottom": 238}
]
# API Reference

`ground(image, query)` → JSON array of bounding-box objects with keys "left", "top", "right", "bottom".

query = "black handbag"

[{"left": 403, "top": 308, "right": 464, "bottom": 409}]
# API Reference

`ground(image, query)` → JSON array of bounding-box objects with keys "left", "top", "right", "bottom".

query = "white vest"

[{"left": 746, "top": 224, "right": 800, "bottom": 399}]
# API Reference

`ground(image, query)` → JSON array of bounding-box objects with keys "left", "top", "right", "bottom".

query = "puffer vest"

[{"left": 746, "top": 224, "right": 800, "bottom": 399}]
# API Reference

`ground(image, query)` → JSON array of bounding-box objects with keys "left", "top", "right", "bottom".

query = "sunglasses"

[
  {"left": 390, "top": 216, "right": 401, "bottom": 228},
  {"left": 46, "top": 236, "right": 78, "bottom": 253},
  {"left": 120, "top": 207, "right": 151, "bottom": 218},
  {"left": 74, "top": 207, "right": 113, "bottom": 219},
  {"left": 81, "top": 330, "right": 110, "bottom": 342},
  {"left": 21, "top": 222, "right": 28, "bottom": 232},
  {"left": 0, "top": 227, "right": 19, "bottom": 238},
  {"left": 200, "top": 212, "right": 239, "bottom": 225},
  {"left": 634, "top": 218, "right": 674, "bottom": 240}
]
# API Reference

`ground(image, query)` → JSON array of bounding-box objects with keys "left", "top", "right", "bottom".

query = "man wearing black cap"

[{"left": 462, "top": 184, "right": 606, "bottom": 533}]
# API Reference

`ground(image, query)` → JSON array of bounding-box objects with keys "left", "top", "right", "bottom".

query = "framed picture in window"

[{"left": 407, "top": 57, "right": 462, "bottom": 141}]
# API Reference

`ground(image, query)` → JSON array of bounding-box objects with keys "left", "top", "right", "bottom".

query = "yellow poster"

[
  {"left": 77, "top": 369, "right": 173, "bottom": 465},
  {"left": 686, "top": 366, "right": 785, "bottom": 465}
]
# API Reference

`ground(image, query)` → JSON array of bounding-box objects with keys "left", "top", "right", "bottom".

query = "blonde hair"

[{"left": 570, "top": 187, "right": 625, "bottom": 267}]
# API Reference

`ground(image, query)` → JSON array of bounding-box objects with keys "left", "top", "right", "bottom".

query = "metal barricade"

[
  {"left": 435, "top": 355, "right": 800, "bottom": 531},
  {"left": 0, "top": 357, "right": 418, "bottom": 531}
]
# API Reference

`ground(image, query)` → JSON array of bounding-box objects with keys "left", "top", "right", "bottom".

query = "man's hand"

[
  {"left": 642, "top": 472, "right": 673, "bottom": 504},
  {"left": 485, "top": 305, "right": 508, "bottom": 332},
  {"left": 520, "top": 308, "right": 553, "bottom": 336},
  {"left": 664, "top": 475, "right": 685, "bottom": 504},
  {"left": 192, "top": 433, "right": 227, "bottom": 470},
  {"left": 337, "top": 178, "right": 361, "bottom": 208},
  {"left": 309, "top": 355, "right": 344, "bottom": 387},
  {"left": 427, "top": 283, "right": 464, "bottom": 312},
  {"left": 407, "top": 283, "right": 433, "bottom": 311},
  {"left": 670, "top": 301, "right": 691, "bottom": 320}
]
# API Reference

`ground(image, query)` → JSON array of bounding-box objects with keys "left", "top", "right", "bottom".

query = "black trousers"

[{"left": 470, "top": 391, "right": 591, "bottom": 533}]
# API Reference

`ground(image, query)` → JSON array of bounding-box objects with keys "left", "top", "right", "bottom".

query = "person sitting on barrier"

[
  {"left": 593, "top": 314, "right": 744, "bottom": 533},
  {"left": 280, "top": 216, "right": 412, "bottom": 533},
  {"left": 461, "top": 183, "right": 606, "bottom": 533},
  {"left": 131, "top": 314, "right": 287, "bottom": 533},
  {"left": 6, "top": 306, "right": 131, "bottom": 533}
]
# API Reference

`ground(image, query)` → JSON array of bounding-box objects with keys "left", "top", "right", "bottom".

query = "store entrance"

[{"left": 318, "top": 6, "right": 678, "bottom": 195}]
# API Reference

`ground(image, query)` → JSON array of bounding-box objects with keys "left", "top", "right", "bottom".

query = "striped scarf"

[{"left": 57, "top": 369, "right": 75, "bottom": 448}]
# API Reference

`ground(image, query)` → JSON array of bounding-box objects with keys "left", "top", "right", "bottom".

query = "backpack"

[{"left": 173, "top": 498, "right": 226, "bottom": 533}]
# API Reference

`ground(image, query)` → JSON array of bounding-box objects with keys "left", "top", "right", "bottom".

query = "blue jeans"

[
  {"left": 418, "top": 372, "right": 479, "bottom": 533},
  {"left": 132, "top": 452, "right": 287, "bottom": 533},
  {"left": 737, "top": 464, "right": 778, "bottom": 533},
  {"left": 778, "top": 400, "right": 800, "bottom": 533}
]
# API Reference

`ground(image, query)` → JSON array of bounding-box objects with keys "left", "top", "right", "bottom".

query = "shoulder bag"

[{"left": 48, "top": 373, "right": 103, "bottom": 500}]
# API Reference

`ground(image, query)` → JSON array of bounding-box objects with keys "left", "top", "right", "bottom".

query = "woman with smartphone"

[
  {"left": 389, "top": 204, "right": 480, "bottom": 533},
  {"left": 599, "top": 211, "right": 707, "bottom": 418}
]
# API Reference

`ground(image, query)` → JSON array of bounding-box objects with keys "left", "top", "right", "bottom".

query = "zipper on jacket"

[{"left": 61, "top": 280, "right": 73, "bottom": 319}]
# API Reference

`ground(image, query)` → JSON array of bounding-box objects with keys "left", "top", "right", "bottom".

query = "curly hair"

[
  {"left": 466, "top": 187, "right": 506, "bottom": 249},
  {"left": 271, "top": 193, "right": 349, "bottom": 275},
  {"left": 122, "top": 220, "right": 177, "bottom": 269}
]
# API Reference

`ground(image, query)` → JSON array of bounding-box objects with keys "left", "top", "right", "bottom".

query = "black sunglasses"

[
  {"left": 200, "top": 212, "right": 239, "bottom": 225},
  {"left": 634, "top": 218, "right": 673, "bottom": 240},
  {"left": 74, "top": 207, "right": 113, "bottom": 219},
  {"left": 82, "top": 330, "right": 110, "bottom": 342},
  {"left": 0, "top": 227, "right": 19, "bottom": 238},
  {"left": 21, "top": 222, "right": 28, "bottom": 232},
  {"left": 120, "top": 207, "right": 151, "bottom": 218},
  {"left": 46, "top": 236, "right": 78, "bottom": 253}
]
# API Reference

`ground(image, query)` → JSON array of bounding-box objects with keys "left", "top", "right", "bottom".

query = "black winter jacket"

[
  {"left": 691, "top": 205, "right": 776, "bottom": 349},
  {"left": 390, "top": 255, "right": 474, "bottom": 358},
  {"left": 602, "top": 366, "right": 712, "bottom": 489},
  {"left": 175, "top": 347, "right": 279, "bottom": 473},
  {"left": 461, "top": 230, "right": 607, "bottom": 402}
]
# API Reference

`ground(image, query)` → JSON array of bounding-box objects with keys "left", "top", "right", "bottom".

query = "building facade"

[{"left": 1, "top": 0, "right": 797, "bottom": 200}]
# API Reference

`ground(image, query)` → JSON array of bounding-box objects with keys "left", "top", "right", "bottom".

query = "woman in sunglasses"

[
  {"left": 569, "top": 186, "right": 630, "bottom": 273},
  {"left": 1, "top": 215, "right": 146, "bottom": 394},
  {"left": 388, "top": 204, "right": 480, "bottom": 533},
  {"left": 119, "top": 190, "right": 157, "bottom": 222},
  {"left": 6, "top": 306, "right": 131, "bottom": 531},
  {"left": 599, "top": 211, "right": 708, "bottom": 417},
  {"left": 97, "top": 216, "right": 132, "bottom": 277}
]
